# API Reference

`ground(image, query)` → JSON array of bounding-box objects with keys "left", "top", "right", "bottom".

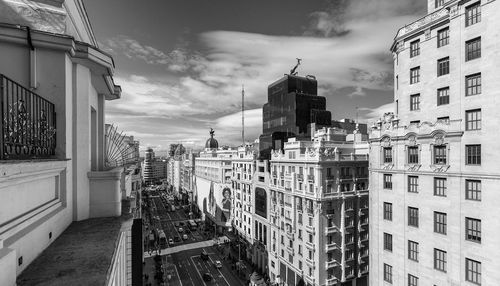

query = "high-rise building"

[
  {"left": 268, "top": 127, "right": 369, "bottom": 286},
  {"left": 370, "top": 0, "right": 500, "bottom": 285},
  {"left": 142, "top": 148, "right": 168, "bottom": 185},
  {"left": 259, "top": 74, "right": 332, "bottom": 159}
]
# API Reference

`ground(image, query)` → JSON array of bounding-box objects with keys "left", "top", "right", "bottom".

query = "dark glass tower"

[{"left": 259, "top": 74, "right": 331, "bottom": 159}]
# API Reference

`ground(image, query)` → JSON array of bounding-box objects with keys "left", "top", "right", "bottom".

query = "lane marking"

[
  {"left": 190, "top": 256, "right": 208, "bottom": 286},
  {"left": 208, "top": 254, "right": 230, "bottom": 286},
  {"left": 173, "top": 264, "right": 183, "bottom": 286}
]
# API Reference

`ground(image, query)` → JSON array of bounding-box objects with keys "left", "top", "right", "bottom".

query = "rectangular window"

[
  {"left": 410, "top": 67, "right": 420, "bottom": 84},
  {"left": 437, "top": 87, "right": 449, "bottom": 105},
  {"left": 384, "top": 174, "right": 393, "bottom": 189},
  {"left": 434, "top": 249, "right": 447, "bottom": 272},
  {"left": 407, "top": 146, "right": 419, "bottom": 164},
  {"left": 384, "top": 202, "right": 393, "bottom": 221},
  {"left": 408, "top": 207, "right": 419, "bottom": 227},
  {"left": 408, "top": 176, "right": 418, "bottom": 193},
  {"left": 408, "top": 240, "right": 419, "bottom": 261},
  {"left": 434, "top": 177, "right": 447, "bottom": 196},
  {"left": 437, "top": 57, "right": 450, "bottom": 76},
  {"left": 437, "top": 27, "right": 449, "bottom": 47},
  {"left": 410, "top": 94, "right": 420, "bottom": 111},
  {"left": 466, "top": 37, "right": 481, "bottom": 61},
  {"left": 408, "top": 274, "right": 419, "bottom": 286},
  {"left": 434, "top": 145, "right": 447, "bottom": 165},
  {"left": 466, "top": 109, "right": 481, "bottom": 130},
  {"left": 434, "top": 212, "right": 447, "bottom": 235},
  {"left": 384, "top": 233, "right": 393, "bottom": 251},
  {"left": 466, "top": 144, "right": 481, "bottom": 165},
  {"left": 466, "top": 73, "right": 481, "bottom": 96},
  {"left": 465, "top": 2, "right": 481, "bottom": 27},
  {"left": 466, "top": 217, "right": 481, "bottom": 243},
  {"left": 384, "top": 264, "right": 393, "bottom": 283},
  {"left": 466, "top": 180, "right": 481, "bottom": 201},
  {"left": 437, "top": 116, "right": 450, "bottom": 123},
  {"left": 383, "top": 147, "right": 393, "bottom": 163},
  {"left": 410, "top": 40, "right": 420, "bottom": 58},
  {"left": 466, "top": 258, "right": 481, "bottom": 284}
]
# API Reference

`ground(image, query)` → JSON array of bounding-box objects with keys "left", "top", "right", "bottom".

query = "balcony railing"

[
  {"left": 325, "top": 225, "right": 339, "bottom": 235},
  {"left": 1, "top": 74, "right": 56, "bottom": 160},
  {"left": 325, "top": 242, "right": 339, "bottom": 252}
]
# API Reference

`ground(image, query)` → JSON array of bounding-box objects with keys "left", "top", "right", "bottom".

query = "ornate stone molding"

[{"left": 396, "top": 8, "right": 449, "bottom": 39}]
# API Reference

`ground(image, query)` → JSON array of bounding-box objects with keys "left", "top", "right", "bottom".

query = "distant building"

[
  {"left": 259, "top": 74, "right": 332, "bottom": 159},
  {"left": 194, "top": 129, "right": 238, "bottom": 233},
  {"left": 268, "top": 127, "right": 369, "bottom": 286},
  {"left": 142, "top": 148, "right": 168, "bottom": 185},
  {"left": 370, "top": 1, "right": 500, "bottom": 285}
]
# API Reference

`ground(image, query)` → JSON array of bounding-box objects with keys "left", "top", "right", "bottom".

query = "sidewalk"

[{"left": 144, "top": 236, "right": 229, "bottom": 258}]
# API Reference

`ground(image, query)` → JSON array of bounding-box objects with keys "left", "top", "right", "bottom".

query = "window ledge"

[{"left": 430, "top": 164, "right": 450, "bottom": 172}]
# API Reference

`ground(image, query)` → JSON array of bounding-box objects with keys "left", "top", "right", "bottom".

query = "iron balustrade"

[{"left": 0, "top": 74, "right": 56, "bottom": 160}]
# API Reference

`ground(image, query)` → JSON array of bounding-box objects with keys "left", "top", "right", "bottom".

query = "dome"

[{"left": 205, "top": 128, "right": 219, "bottom": 149}]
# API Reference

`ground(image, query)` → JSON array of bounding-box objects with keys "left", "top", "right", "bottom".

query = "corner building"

[
  {"left": 370, "top": 0, "right": 500, "bottom": 285},
  {"left": 269, "top": 127, "right": 369, "bottom": 286}
]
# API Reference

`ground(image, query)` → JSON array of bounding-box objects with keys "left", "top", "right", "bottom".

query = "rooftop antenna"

[
  {"left": 290, "top": 58, "right": 302, "bottom": 76},
  {"left": 242, "top": 85, "right": 245, "bottom": 146}
]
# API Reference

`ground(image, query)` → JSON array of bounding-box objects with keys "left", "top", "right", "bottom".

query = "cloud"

[{"left": 358, "top": 102, "right": 394, "bottom": 124}]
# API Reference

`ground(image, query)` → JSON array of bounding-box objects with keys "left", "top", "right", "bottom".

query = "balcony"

[
  {"left": 272, "top": 171, "right": 277, "bottom": 177},
  {"left": 284, "top": 187, "right": 292, "bottom": 192},
  {"left": 325, "top": 225, "right": 339, "bottom": 235},
  {"left": 305, "top": 224, "right": 315, "bottom": 233},
  {"left": 305, "top": 258, "right": 315, "bottom": 266},
  {"left": 297, "top": 174, "right": 304, "bottom": 181},
  {"left": 326, "top": 276, "right": 339, "bottom": 286},
  {"left": 325, "top": 242, "right": 339, "bottom": 252},
  {"left": 326, "top": 175, "right": 335, "bottom": 181},
  {"left": 307, "top": 175, "right": 314, "bottom": 182},
  {"left": 0, "top": 74, "right": 56, "bottom": 160},
  {"left": 305, "top": 241, "right": 315, "bottom": 249},
  {"left": 325, "top": 259, "right": 340, "bottom": 269}
]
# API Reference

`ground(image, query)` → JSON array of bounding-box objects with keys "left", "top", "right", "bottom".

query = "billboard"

[{"left": 195, "top": 177, "right": 232, "bottom": 226}]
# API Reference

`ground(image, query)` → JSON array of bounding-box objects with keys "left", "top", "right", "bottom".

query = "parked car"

[
  {"left": 168, "top": 238, "right": 174, "bottom": 245},
  {"left": 214, "top": 260, "right": 222, "bottom": 269},
  {"left": 178, "top": 227, "right": 184, "bottom": 233},
  {"left": 201, "top": 250, "right": 209, "bottom": 261},
  {"left": 202, "top": 273, "right": 213, "bottom": 282},
  {"left": 182, "top": 234, "right": 188, "bottom": 240}
]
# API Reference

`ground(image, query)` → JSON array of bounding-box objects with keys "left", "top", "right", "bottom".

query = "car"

[
  {"left": 202, "top": 273, "right": 213, "bottom": 282},
  {"left": 178, "top": 227, "right": 184, "bottom": 233},
  {"left": 214, "top": 260, "right": 222, "bottom": 269},
  {"left": 173, "top": 236, "right": 181, "bottom": 242},
  {"left": 168, "top": 238, "right": 174, "bottom": 245},
  {"left": 201, "top": 251, "right": 209, "bottom": 261},
  {"left": 182, "top": 234, "right": 188, "bottom": 240},
  {"left": 174, "top": 222, "right": 179, "bottom": 227}
]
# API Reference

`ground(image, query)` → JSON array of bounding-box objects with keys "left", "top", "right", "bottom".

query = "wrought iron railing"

[{"left": 1, "top": 74, "right": 56, "bottom": 160}]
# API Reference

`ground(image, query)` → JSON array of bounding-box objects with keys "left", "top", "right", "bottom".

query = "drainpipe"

[{"left": 26, "top": 26, "right": 37, "bottom": 90}]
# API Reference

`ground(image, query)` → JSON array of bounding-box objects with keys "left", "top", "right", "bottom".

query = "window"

[
  {"left": 408, "top": 240, "right": 419, "bottom": 261},
  {"left": 408, "top": 274, "right": 419, "bottom": 286},
  {"left": 434, "top": 178, "right": 447, "bottom": 196},
  {"left": 384, "top": 174, "right": 393, "bottom": 189},
  {"left": 437, "top": 57, "right": 449, "bottom": 76},
  {"left": 434, "top": 249, "right": 447, "bottom": 272},
  {"left": 466, "top": 145, "right": 481, "bottom": 165},
  {"left": 466, "top": 180, "right": 481, "bottom": 201},
  {"left": 408, "top": 207, "right": 419, "bottom": 227},
  {"left": 434, "top": 212, "right": 447, "bottom": 235},
  {"left": 384, "top": 202, "right": 393, "bottom": 221},
  {"left": 434, "top": 145, "right": 447, "bottom": 165},
  {"left": 466, "top": 37, "right": 481, "bottom": 61},
  {"left": 437, "top": 27, "right": 449, "bottom": 47},
  {"left": 384, "top": 233, "right": 393, "bottom": 251},
  {"left": 410, "top": 120, "right": 420, "bottom": 125},
  {"left": 410, "top": 94, "right": 420, "bottom": 111},
  {"left": 410, "top": 67, "right": 420, "bottom": 84},
  {"left": 384, "top": 264, "right": 393, "bottom": 283},
  {"left": 466, "top": 258, "right": 481, "bottom": 284},
  {"left": 466, "top": 109, "right": 481, "bottom": 130},
  {"left": 466, "top": 217, "right": 481, "bottom": 243},
  {"left": 435, "top": 0, "right": 444, "bottom": 8},
  {"left": 407, "top": 146, "right": 419, "bottom": 164},
  {"left": 410, "top": 40, "right": 420, "bottom": 58},
  {"left": 465, "top": 2, "right": 481, "bottom": 27},
  {"left": 466, "top": 73, "right": 481, "bottom": 96},
  {"left": 408, "top": 176, "right": 418, "bottom": 193},
  {"left": 437, "top": 87, "right": 449, "bottom": 105},
  {"left": 383, "top": 147, "right": 393, "bottom": 163},
  {"left": 437, "top": 116, "right": 450, "bottom": 123}
]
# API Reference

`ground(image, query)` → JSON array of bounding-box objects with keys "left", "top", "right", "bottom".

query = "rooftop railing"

[{"left": 1, "top": 74, "right": 56, "bottom": 160}]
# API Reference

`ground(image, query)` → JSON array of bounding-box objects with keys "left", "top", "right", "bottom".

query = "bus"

[{"left": 188, "top": 220, "right": 197, "bottom": 231}]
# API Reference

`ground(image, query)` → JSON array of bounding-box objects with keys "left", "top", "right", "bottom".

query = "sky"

[{"left": 84, "top": 0, "right": 426, "bottom": 153}]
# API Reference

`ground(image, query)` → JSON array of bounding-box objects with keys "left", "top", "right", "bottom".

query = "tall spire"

[{"left": 242, "top": 85, "right": 245, "bottom": 146}]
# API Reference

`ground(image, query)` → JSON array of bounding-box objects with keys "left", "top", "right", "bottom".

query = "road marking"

[
  {"left": 173, "top": 264, "right": 183, "bottom": 286},
  {"left": 208, "top": 255, "right": 230, "bottom": 286},
  {"left": 190, "top": 256, "right": 207, "bottom": 286}
]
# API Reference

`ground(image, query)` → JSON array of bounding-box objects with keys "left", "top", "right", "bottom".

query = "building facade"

[
  {"left": 370, "top": 0, "right": 500, "bottom": 285},
  {"left": 268, "top": 127, "right": 369, "bottom": 286},
  {"left": 142, "top": 148, "right": 168, "bottom": 185}
]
